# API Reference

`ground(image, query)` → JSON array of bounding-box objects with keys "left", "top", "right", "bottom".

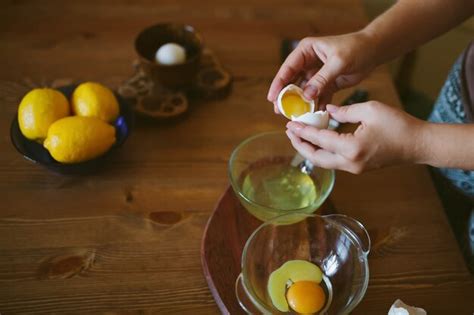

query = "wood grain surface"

[{"left": 0, "top": 0, "right": 473, "bottom": 314}]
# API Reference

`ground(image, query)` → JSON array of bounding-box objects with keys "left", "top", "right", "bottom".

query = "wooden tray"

[
  {"left": 117, "top": 48, "right": 232, "bottom": 120},
  {"left": 201, "top": 186, "right": 335, "bottom": 314}
]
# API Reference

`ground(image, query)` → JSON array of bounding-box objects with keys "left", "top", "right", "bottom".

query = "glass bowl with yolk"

[{"left": 235, "top": 213, "right": 371, "bottom": 314}]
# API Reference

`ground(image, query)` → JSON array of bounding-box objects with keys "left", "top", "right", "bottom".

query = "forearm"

[
  {"left": 416, "top": 123, "right": 474, "bottom": 170},
  {"left": 361, "top": 0, "right": 474, "bottom": 66}
]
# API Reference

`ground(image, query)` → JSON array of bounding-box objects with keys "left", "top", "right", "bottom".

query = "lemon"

[
  {"left": 72, "top": 82, "right": 119, "bottom": 123},
  {"left": 17, "top": 88, "right": 70, "bottom": 141},
  {"left": 44, "top": 116, "right": 116, "bottom": 163}
]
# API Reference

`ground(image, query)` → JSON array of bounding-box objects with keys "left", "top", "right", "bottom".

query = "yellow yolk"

[
  {"left": 286, "top": 281, "right": 325, "bottom": 314},
  {"left": 267, "top": 260, "right": 323, "bottom": 312},
  {"left": 281, "top": 93, "right": 311, "bottom": 118}
]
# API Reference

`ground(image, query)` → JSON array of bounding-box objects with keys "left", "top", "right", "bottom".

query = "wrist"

[
  {"left": 409, "top": 120, "right": 434, "bottom": 165},
  {"left": 357, "top": 27, "right": 383, "bottom": 66}
]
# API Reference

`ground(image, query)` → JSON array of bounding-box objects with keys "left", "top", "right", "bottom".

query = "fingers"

[
  {"left": 287, "top": 121, "right": 352, "bottom": 155},
  {"left": 267, "top": 49, "right": 304, "bottom": 102},
  {"left": 286, "top": 128, "right": 316, "bottom": 157},
  {"left": 326, "top": 102, "right": 371, "bottom": 124},
  {"left": 304, "top": 68, "right": 318, "bottom": 81},
  {"left": 267, "top": 39, "right": 320, "bottom": 102},
  {"left": 286, "top": 130, "right": 345, "bottom": 170},
  {"left": 268, "top": 64, "right": 299, "bottom": 101},
  {"left": 303, "top": 57, "right": 345, "bottom": 100},
  {"left": 334, "top": 72, "right": 365, "bottom": 90}
]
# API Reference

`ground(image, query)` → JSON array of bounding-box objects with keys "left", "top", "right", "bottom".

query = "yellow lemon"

[
  {"left": 44, "top": 116, "right": 116, "bottom": 163},
  {"left": 72, "top": 82, "right": 119, "bottom": 123},
  {"left": 17, "top": 88, "right": 70, "bottom": 141}
]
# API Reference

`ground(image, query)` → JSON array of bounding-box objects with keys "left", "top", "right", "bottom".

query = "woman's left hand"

[{"left": 286, "top": 101, "right": 426, "bottom": 174}]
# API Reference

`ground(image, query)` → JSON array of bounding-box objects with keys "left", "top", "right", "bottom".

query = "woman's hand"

[
  {"left": 267, "top": 31, "right": 377, "bottom": 109},
  {"left": 286, "top": 102, "right": 426, "bottom": 174},
  {"left": 267, "top": 0, "right": 474, "bottom": 111}
]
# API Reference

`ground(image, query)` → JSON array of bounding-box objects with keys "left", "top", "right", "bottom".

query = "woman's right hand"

[{"left": 267, "top": 31, "right": 378, "bottom": 109}]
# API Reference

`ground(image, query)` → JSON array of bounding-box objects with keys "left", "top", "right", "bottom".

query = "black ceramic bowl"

[{"left": 10, "top": 84, "right": 134, "bottom": 174}]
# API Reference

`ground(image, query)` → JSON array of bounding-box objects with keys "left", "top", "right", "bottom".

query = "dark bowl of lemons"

[{"left": 10, "top": 82, "right": 133, "bottom": 174}]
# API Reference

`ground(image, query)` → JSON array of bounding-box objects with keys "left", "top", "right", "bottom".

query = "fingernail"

[
  {"left": 287, "top": 121, "right": 304, "bottom": 131},
  {"left": 303, "top": 85, "right": 318, "bottom": 99},
  {"left": 326, "top": 104, "right": 338, "bottom": 113}
]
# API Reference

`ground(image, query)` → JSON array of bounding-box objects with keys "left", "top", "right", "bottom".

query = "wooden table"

[{"left": 1, "top": 1, "right": 473, "bottom": 314}]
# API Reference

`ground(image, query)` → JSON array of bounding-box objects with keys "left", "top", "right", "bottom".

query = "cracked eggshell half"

[
  {"left": 276, "top": 84, "right": 315, "bottom": 120},
  {"left": 291, "top": 111, "right": 329, "bottom": 129}
]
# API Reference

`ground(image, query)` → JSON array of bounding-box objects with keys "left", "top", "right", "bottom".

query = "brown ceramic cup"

[{"left": 135, "top": 23, "right": 203, "bottom": 89}]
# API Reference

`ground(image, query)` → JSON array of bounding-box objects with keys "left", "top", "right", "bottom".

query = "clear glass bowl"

[
  {"left": 235, "top": 213, "right": 371, "bottom": 314},
  {"left": 229, "top": 132, "right": 335, "bottom": 221}
]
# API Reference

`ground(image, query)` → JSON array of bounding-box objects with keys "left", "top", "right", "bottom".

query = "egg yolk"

[
  {"left": 281, "top": 93, "right": 311, "bottom": 118},
  {"left": 286, "top": 281, "right": 325, "bottom": 314}
]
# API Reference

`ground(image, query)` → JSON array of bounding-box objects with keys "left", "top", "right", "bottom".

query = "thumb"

[
  {"left": 303, "top": 57, "right": 344, "bottom": 100},
  {"left": 326, "top": 103, "right": 366, "bottom": 124}
]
